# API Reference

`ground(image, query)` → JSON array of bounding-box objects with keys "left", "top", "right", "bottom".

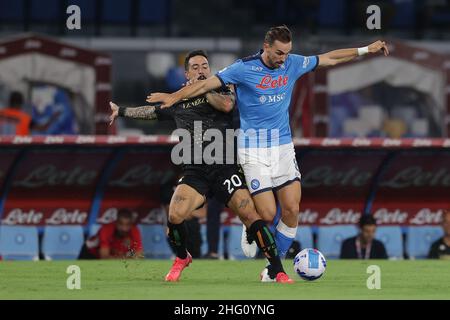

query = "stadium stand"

[
  {"left": 227, "top": 225, "right": 247, "bottom": 260},
  {"left": 42, "top": 226, "right": 84, "bottom": 260},
  {"left": 139, "top": 224, "right": 173, "bottom": 259},
  {"left": 295, "top": 226, "right": 314, "bottom": 251},
  {"left": 317, "top": 225, "right": 358, "bottom": 258},
  {"left": 0, "top": 226, "right": 39, "bottom": 260},
  {"left": 375, "top": 226, "right": 404, "bottom": 259},
  {"left": 406, "top": 226, "right": 444, "bottom": 259}
]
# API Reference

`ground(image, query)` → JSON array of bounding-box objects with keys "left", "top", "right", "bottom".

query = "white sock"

[{"left": 276, "top": 219, "right": 297, "bottom": 238}]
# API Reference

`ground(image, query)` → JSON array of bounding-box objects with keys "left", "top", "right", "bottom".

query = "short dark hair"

[
  {"left": 184, "top": 50, "right": 208, "bottom": 71},
  {"left": 264, "top": 25, "right": 292, "bottom": 45},
  {"left": 117, "top": 209, "right": 133, "bottom": 221},
  {"left": 359, "top": 215, "right": 377, "bottom": 228}
]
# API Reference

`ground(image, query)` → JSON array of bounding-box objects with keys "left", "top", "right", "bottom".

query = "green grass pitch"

[{"left": 1, "top": 260, "right": 449, "bottom": 300}]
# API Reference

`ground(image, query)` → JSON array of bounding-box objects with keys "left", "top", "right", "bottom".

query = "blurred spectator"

[
  {"left": 0, "top": 91, "right": 31, "bottom": 135},
  {"left": 79, "top": 209, "right": 143, "bottom": 259},
  {"left": 30, "top": 85, "right": 78, "bottom": 135},
  {"left": 428, "top": 210, "right": 450, "bottom": 259},
  {"left": 340, "top": 215, "right": 388, "bottom": 259},
  {"left": 160, "top": 179, "right": 203, "bottom": 258}
]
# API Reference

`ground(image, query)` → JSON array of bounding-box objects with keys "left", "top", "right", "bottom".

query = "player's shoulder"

[
  {"left": 372, "top": 238, "right": 386, "bottom": 248},
  {"left": 341, "top": 236, "right": 356, "bottom": 247},
  {"left": 131, "top": 225, "right": 142, "bottom": 236},
  {"left": 241, "top": 52, "right": 260, "bottom": 63}
]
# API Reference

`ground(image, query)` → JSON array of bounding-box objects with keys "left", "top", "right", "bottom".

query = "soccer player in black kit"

[{"left": 109, "top": 50, "right": 293, "bottom": 283}]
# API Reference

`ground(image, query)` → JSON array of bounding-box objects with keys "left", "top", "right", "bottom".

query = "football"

[{"left": 294, "top": 248, "right": 327, "bottom": 281}]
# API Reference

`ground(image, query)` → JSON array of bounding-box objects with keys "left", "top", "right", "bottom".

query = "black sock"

[
  {"left": 167, "top": 221, "right": 188, "bottom": 259},
  {"left": 248, "top": 220, "right": 284, "bottom": 277}
]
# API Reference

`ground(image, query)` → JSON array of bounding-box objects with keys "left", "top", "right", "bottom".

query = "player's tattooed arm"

[
  {"left": 146, "top": 76, "right": 223, "bottom": 108},
  {"left": 109, "top": 101, "right": 157, "bottom": 125},
  {"left": 205, "top": 85, "right": 236, "bottom": 113},
  {"left": 122, "top": 105, "right": 158, "bottom": 120},
  {"left": 317, "top": 40, "right": 389, "bottom": 68}
]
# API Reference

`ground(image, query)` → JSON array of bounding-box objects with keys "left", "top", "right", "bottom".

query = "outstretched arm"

[
  {"left": 146, "top": 76, "right": 223, "bottom": 108},
  {"left": 206, "top": 87, "right": 236, "bottom": 113},
  {"left": 318, "top": 40, "right": 389, "bottom": 67},
  {"left": 109, "top": 101, "right": 158, "bottom": 125}
]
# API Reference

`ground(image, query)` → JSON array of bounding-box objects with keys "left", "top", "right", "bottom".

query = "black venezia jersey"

[{"left": 155, "top": 87, "right": 236, "bottom": 165}]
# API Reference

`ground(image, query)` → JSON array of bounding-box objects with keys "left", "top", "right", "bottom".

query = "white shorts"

[{"left": 237, "top": 142, "right": 301, "bottom": 195}]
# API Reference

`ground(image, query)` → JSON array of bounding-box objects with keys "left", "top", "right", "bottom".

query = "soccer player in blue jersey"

[{"left": 147, "top": 25, "right": 389, "bottom": 281}]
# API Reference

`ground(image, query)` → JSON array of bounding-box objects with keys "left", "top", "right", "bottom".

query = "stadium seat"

[
  {"left": 295, "top": 226, "right": 314, "bottom": 250},
  {"left": 343, "top": 118, "right": 371, "bottom": 137},
  {"left": 391, "top": 106, "right": 417, "bottom": 124},
  {"left": 101, "top": 0, "right": 131, "bottom": 23},
  {"left": 410, "top": 119, "right": 429, "bottom": 137},
  {"left": 406, "top": 226, "right": 444, "bottom": 259},
  {"left": 139, "top": 225, "right": 173, "bottom": 259},
  {"left": 138, "top": 0, "right": 167, "bottom": 24},
  {"left": 30, "top": 0, "right": 60, "bottom": 22},
  {"left": 375, "top": 226, "right": 403, "bottom": 259},
  {"left": 358, "top": 105, "right": 384, "bottom": 131},
  {"left": 318, "top": 0, "right": 346, "bottom": 27},
  {"left": 0, "top": 226, "right": 39, "bottom": 260},
  {"left": 210, "top": 53, "right": 237, "bottom": 74},
  {"left": 146, "top": 52, "right": 175, "bottom": 77},
  {"left": 0, "top": 0, "right": 24, "bottom": 21},
  {"left": 317, "top": 225, "right": 358, "bottom": 259},
  {"left": 42, "top": 226, "right": 84, "bottom": 260},
  {"left": 392, "top": 0, "right": 415, "bottom": 28}
]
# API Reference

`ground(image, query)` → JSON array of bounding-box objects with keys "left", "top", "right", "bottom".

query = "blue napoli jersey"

[{"left": 216, "top": 51, "right": 318, "bottom": 147}]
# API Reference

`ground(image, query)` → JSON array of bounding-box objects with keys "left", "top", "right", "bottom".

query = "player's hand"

[
  {"left": 146, "top": 93, "right": 177, "bottom": 108},
  {"left": 109, "top": 101, "right": 119, "bottom": 126},
  {"left": 183, "top": 77, "right": 199, "bottom": 87},
  {"left": 368, "top": 40, "right": 389, "bottom": 56}
]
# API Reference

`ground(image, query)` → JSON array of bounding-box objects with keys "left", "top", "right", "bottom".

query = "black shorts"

[{"left": 177, "top": 164, "right": 247, "bottom": 206}]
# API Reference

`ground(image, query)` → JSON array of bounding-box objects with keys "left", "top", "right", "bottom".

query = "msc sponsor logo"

[{"left": 259, "top": 93, "right": 286, "bottom": 104}]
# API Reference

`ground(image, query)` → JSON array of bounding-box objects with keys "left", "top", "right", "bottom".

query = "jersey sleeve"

[
  {"left": 155, "top": 105, "right": 174, "bottom": 121},
  {"left": 289, "top": 54, "right": 319, "bottom": 79},
  {"left": 216, "top": 60, "right": 245, "bottom": 88}
]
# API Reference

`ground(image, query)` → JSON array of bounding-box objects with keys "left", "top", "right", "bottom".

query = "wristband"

[
  {"left": 357, "top": 46, "right": 369, "bottom": 56},
  {"left": 118, "top": 106, "right": 126, "bottom": 117}
]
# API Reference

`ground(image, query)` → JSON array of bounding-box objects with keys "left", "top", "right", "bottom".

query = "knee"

[
  {"left": 281, "top": 203, "right": 300, "bottom": 218},
  {"left": 168, "top": 207, "right": 189, "bottom": 224},
  {"left": 231, "top": 193, "right": 258, "bottom": 225},
  {"left": 257, "top": 206, "right": 277, "bottom": 223}
]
